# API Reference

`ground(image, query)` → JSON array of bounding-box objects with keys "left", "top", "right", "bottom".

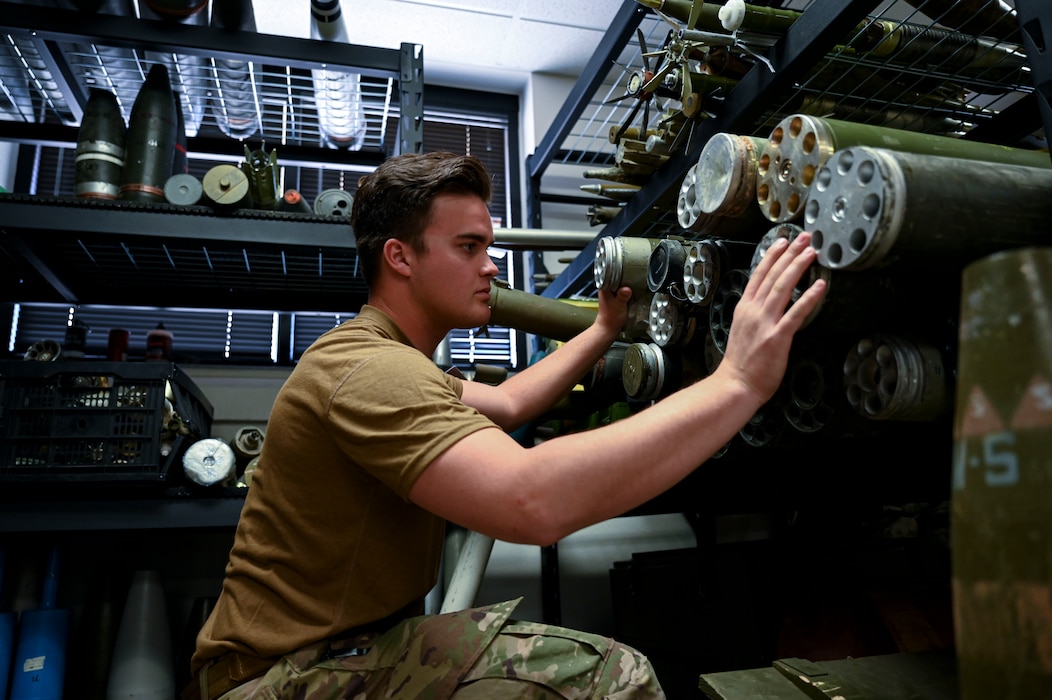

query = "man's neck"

[{"left": 367, "top": 293, "right": 443, "bottom": 357}]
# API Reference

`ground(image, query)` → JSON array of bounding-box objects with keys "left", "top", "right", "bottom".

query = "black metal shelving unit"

[
  {"left": 0, "top": 193, "right": 366, "bottom": 311},
  {"left": 0, "top": 3, "right": 428, "bottom": 531},
  {"left": 0, "top": 1, "right": 427, "bottom": 315}
]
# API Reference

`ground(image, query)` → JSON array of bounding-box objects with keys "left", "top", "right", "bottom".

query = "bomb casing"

[
  {"left": 75, "top": 89, "right": 127, "bottom": 200},
  {"left": 119, "top": 63, "right": 178, "bottom": 203}
]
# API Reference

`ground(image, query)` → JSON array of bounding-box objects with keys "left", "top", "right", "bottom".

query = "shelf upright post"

[
  {"left": 398, "top": 43, "right": 425, "bottom": 155},
  {"left": 1014, "top": 0, "right": 1052, "bottom": 166}
]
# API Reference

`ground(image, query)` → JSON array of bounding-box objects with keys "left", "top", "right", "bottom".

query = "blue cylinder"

[{"left": 9, "top": 608, "right": 70, "bottom": 700}]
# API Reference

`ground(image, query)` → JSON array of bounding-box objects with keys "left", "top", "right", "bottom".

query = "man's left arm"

[{"left": 461, "top": 287, "right": 630, "bottom": 432}]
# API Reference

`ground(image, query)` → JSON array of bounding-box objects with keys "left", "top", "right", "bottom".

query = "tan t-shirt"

[{"left": 192, "top": 305, "right": 498, "bottom": 670}]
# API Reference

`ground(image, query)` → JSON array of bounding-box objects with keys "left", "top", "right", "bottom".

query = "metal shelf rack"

[
  {"left": 0, "top": 0, "right": 426, "bottom": 313},
  {"left": 0, "top": 0, "right": 423, "bottom": 159},
  {"left": 530, "top": 0, "right": 1050, "bottom": 300}
]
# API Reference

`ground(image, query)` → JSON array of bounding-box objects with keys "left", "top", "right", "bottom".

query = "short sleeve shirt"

[{"left": 193, "top": 305, "right": 498, "bottom": 668}]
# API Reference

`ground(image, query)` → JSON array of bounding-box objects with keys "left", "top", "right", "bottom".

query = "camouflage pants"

[{"left": 216, "top": 599, "right": 664, "bottom": 699}]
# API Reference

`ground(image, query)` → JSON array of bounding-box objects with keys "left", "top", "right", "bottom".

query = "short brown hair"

[{"left": 350, "top": 152, "right": 492, "bottom": 288}]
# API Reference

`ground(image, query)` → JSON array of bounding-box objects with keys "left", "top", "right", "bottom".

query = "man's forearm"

[{"left": 497, "top": 320, "right": 618, "bottom": 429}]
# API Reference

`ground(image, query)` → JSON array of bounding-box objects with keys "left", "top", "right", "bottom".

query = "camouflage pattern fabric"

[{"left": 216, "top": 598, "right": 665, "bottom": 699}]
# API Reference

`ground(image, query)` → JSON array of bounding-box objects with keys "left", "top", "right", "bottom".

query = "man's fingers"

[{"left": 745, "top": 232, "right": 813, "bottom": 302}]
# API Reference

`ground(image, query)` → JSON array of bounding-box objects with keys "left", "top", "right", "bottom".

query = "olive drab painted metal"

[{"left": 953, "top": 248, "right": 1052, "bottom": 699}]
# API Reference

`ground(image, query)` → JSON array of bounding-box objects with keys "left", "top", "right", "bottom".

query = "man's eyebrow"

[{"left": 456, "top": 231, "right": 494, "bottom": 244}]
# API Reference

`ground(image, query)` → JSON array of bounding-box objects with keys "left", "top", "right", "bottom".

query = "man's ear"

[{"left": 383, "top": 238, "right": 413, "bottom": 278}]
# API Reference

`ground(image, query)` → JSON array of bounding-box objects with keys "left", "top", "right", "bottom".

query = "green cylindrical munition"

[
  {"left": 637, "top": 1, "right": 1023, "bottom": 84},
  {"left": 953, "top": 248, "right": 1052, "bottom": 699},
  {"left": 487, "top": 282, "right": 596, "bottom": 343},
  {"left": 759, "top": 113, "right": 1052, "bottom": 223},
  {"left": 241, "top": 145, "right": 279, "bottom": 211},
  {"left": 634, "top": 0, "right": 798, "bottom": 35},
  {"left": 579, "top": 184, "right": 641, "bottom": 201},
  {"left": 593, "top": 236, "right": 662, "bottom": 296},
  {"left": 900, "top": 0, "right": 1018, "bottom": 43},
  {"left": 842, "top": 334, "right": 949, "bottom": 422},
  {"left": 694, "top": 132, "right": 768, "bottom": 220},
  {"left": 804, "top": 145, "right": 1052, "bottom": 271}
]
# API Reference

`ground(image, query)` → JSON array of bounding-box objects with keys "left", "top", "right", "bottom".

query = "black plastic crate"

[{"left": 0, "top": 360, "right": 213, "bottom": 485}]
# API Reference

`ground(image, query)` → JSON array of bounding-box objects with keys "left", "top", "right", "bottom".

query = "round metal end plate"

[
  {"left": 695, "top": 132, "right": 745, "bottom": 215},
  {"left": 805, "top": 146, "right": 888, "bottom": 271},
  {"left": 757, "top": 114, "right": 828, "bottom": 223}
]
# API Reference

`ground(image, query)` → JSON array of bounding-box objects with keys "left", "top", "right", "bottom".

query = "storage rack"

[
  {"left": 529, "top": 0, "right": 1052, "bottom": 301},
  {"left": 0, "top": 0, "right": 423, "bottom": 313}
]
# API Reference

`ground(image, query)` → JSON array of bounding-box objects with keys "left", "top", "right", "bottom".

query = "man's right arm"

[{"left": 409, "top": 233, "right": 827, "bottom": 546}]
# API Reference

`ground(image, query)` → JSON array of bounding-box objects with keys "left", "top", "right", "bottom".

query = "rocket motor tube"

[
  {"left": 757, "top": 113, "right": 1052, "bottom": 223},
  {"left": 804, "top": 145, "right": 1052, "bottom": 271},
  {"left": 75, "top": 89, "right": 126, "bottom": 200},
  {"left": 487, "top": 282, "right": 597, "bottom": 343}
]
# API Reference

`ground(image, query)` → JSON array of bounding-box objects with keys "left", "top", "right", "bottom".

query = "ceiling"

[{"left": 250, "top": 0, "right": 628, "bottom": 93}]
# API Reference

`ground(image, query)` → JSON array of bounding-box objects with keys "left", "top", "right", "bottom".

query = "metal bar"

[
  {"left": 0, "top": 1, "right": 403, "bottom": 79},
  {"left": 526, "top": 0, "right": 646, "bottom": 183},
  {"left": 525, "top": 0, "right": 645, "bottom": 229},
  {"left": 0, "top": 198, "right": 355, "bottom": 249},
  {"left": 1015, "top": 0, "right": 1052, "bottom": 166},
  {"left": 542, "top": 0, "right": 884, "bottom": 299},
  {"left": 541, "top": 543, "right": 561, "bottom": 625},
  {"left": 37, "top": 38, "right": 86, "bottom": 121},
  {"left": 398, "top": 42, "right": 424, "bottom": 155},
  {"left": 1, "top": 230, "right": 78, "bottom": 303}
]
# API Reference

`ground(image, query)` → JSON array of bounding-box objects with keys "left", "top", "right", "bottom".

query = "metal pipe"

[
  {"left": 492, "top": 229, "right": 597, "bottom": 250},
  {"left": 804, "top": 145, "right": 1052, "bottom": 271},
  {"left": 439, "top": 530, "right": 494, "bottom": 614}
]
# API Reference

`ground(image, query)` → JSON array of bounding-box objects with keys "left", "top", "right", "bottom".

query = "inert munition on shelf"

[
  {"left": 805, "top": 145, "right": 1052, "bottom": 271},
  {"left": 75, "top": 89, "right": 126, "bottom": 200},
  {"left": 119, "top": 63, "right": 178, "bottom": 203},
  {"left": 757, "top": 113, "right": 1052, "bottom": 223}
]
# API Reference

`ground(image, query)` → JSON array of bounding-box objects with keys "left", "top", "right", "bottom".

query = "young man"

[{"left": 187, "top": 152, "right": 826, "bottom": 699}]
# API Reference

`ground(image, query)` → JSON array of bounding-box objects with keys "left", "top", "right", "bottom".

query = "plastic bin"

[{"left": 0, "top": 361, "right": 213, "bottom": 485}]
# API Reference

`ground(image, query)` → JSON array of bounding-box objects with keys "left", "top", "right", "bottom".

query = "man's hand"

[
  {"left": 717, "top": 231, "right": 827, "bottom": 404},
  {"left": 595, "top": 286, "right": 631, "bottom": 342}
]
